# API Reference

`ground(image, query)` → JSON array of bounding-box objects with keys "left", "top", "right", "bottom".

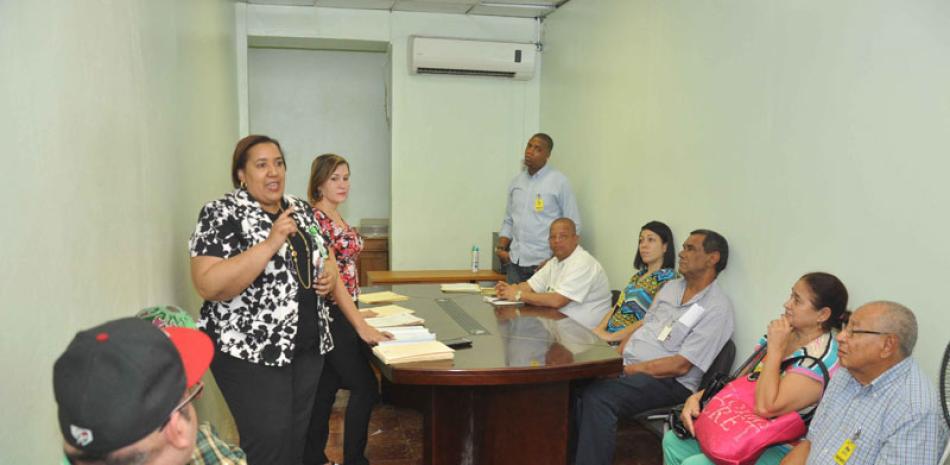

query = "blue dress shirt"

[
  {"left": 499, "top": 164, "right": 581, "bottom": 267},
  {"left": 805, "top": 357, "right": 949, "bottom": 465}
]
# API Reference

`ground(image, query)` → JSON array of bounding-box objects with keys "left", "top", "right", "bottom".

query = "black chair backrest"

[
  {"left": 610, "top": 289, "right": 622, "bottom": 308},
  {"left": 940, "top": 340, "right": 950, "bottom": 430},
  {"left": 700, "top": 339, "right": 736, "bottom": 387}
]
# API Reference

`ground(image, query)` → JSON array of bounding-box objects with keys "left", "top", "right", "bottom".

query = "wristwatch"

[{"left": 514, "top": 290, "right": 522, "bottom": 301}]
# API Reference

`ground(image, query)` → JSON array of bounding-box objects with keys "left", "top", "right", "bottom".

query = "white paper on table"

[
  {"left": 678, "top": 303, "right": 706, "bottom": 329},
  {"left": 365, "top": 313, "right": 425, "bottom": 328},
  {"left": 482, "top": 296, "right": 524, "bottom": 307},
  {"left": 360, "top": 304, "right": 414, "bottom": 318},
  {"left": 440, "top": 283, "right": 481, "bottom": 293},
  {"left": 372, "top": 341, "right": 454, "bottom": 364},
  {"left": 358, "top": 291, "right": 409, "bottom": 304},
  {"left": 378, "top": 326, "right": 436, "bottom": 346}
]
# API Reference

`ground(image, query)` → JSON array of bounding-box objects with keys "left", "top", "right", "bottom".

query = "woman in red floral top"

[{"left": 303, "top": 154, "right": 391, "bottom": 465}]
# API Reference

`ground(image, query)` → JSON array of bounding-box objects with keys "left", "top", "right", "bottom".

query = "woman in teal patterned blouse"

[{"left": 593, "top": 221, "right": 677, "bottom": 343}]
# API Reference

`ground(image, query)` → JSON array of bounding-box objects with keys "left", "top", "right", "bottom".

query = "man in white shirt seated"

[{"left": 495, "top": 217, "right": 611, "bottom": 331}]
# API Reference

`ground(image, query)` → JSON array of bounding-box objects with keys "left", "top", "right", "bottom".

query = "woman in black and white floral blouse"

[{"left": 189, "top": 135, "right": 339, "bottom": 465}]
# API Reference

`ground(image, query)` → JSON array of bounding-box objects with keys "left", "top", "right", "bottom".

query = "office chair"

[
  {"left": 631, "top": 339, "right": 737, "bottom": 438},
  {"left": 610, "top": 289, "right": 622, "bottom": 309},
  {"left": 940, "top": 340, "right": 950, "bottom": 465}
]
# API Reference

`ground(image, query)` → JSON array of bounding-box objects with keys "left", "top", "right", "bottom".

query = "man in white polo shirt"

[{"left": 495, "top": 217, "right": 611, "bottom": 330}]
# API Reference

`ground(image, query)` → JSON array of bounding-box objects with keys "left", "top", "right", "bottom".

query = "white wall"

[
  {"left": 0, "top": 0, "right": 239, "bottom": 461},
  {"left": 540, "top": 0, "right": 950, "bottom": 382},
  {"left": 241, "top": 5, "right": 541, "bottom": 269},
  {"left": 388, "top": 13, "right": 540, "bottom": 269},
  {"left": 248, "top": 48, "right": 392, "bottom": 224}
]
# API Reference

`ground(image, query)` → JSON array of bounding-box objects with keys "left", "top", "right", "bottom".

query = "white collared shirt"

[{"left": 527, "top": 245, "right": 611, "bottom": 330}]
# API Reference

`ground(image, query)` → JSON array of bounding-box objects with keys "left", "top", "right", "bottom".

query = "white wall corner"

[{"left": 236, "top": 2, "right": 250, "bottom": 136}]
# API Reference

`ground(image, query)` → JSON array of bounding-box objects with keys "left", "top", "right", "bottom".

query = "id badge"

[
  {"left": 833, "top": 439, "right": 856, "bottom": 465},
  {"left": 657, "top": 324, "right": 673, "bottom": 341},
  {"left": 534, "top": 194, "right": 544, "bottom": 212}
]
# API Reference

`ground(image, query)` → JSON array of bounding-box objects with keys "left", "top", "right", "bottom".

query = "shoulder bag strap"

[{"left": 779, "top": 354, "right": 831, "bottom": 423}]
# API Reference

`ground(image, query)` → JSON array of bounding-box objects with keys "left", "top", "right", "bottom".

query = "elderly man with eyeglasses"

[
  {"left": 780, "top": 301, "right": 949, "bottom": 465},
  {"left": 54, "top": 317, "right": 246, "bottom": 465}
]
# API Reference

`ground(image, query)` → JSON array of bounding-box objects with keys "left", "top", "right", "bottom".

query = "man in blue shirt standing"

[{"left": 496, "top": 133, "right": 581, "bottom": 283}]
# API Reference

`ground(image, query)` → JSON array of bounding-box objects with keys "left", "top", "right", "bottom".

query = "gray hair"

[{"left": 871, "top": 300, "right": 918, "bottom": 357}]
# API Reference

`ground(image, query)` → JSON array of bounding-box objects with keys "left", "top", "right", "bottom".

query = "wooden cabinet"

[{"left": 359, "top": 236, "right": 389, "bottom": 286}]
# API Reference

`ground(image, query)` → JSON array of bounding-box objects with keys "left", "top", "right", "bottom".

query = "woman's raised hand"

[
  {"left": 267, "top": 206, "right": 298, "bottom": 246},
  {"left": 766, "top": 315, "right": 793, "bottom": 351}
]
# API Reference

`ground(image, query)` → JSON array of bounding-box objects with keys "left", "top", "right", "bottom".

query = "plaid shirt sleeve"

[
  {"left": 874, "top": 410, "right": 949, "bottom": 465},
  {"left": 190, "top": 423, "right": 247, "bottom": 465}
]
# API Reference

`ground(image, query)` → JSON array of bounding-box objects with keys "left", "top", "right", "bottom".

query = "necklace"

[{"left": 278, "top": 206, "right": 312, "bottom": 288}]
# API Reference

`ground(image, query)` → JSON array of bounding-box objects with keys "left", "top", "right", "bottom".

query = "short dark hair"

[
  {"left": 690, "top": 229, "right": 728, "bottom": 274},
  {"left": 230, "top": 135, "right": 284, "bottom": 188},
  {"left": 550, "top": 217, "right": 577, "bottom": 235},
  {"left": 531, "top": 132, "right": 554, "bottom": 152},
  {"left": 799, "top": 272, "right": 850, "bottom": 331},
  {"left": 634, "top": 220, "right": 676, "bottom": 270},
  {"left": 65, "top": 448, "right": 149, "bottom": 465}
]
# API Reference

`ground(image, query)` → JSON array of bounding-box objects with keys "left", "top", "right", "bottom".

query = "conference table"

[{"left": 363, "top": 284, "right": 622, "bottom": 465}]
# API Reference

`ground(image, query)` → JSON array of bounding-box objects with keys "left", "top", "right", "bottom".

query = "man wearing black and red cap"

[{"left": 54, "top": 317, "right": 244, "bottom": 465}]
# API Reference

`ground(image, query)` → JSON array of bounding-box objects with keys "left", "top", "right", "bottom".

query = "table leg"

[{"left": 422, "top": 382, "right": 570, "bottom": 465}]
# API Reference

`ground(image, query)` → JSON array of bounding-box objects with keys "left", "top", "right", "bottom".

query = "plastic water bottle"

[{"left": 471, "top": 245, "right": 480, "bottom": 273}]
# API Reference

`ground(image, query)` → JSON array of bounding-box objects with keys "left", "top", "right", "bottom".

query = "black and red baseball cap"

[{"left": 53, "top": 317, "right": 213, "bottom": 454}]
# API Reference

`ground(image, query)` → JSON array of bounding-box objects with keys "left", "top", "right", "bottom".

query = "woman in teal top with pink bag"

[
  {"left": 593, "top": 221, "right": 677, "bottom": 344},
  {"left": 663, "top": 272, "right": 848, "bottom": 465}
]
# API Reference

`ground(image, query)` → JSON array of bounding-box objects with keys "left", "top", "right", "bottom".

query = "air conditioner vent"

[{"left": 417, "top": 68, "right": 517, "bottom": 78}]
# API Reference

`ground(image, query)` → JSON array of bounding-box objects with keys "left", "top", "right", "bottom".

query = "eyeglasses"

[
  {"left": 159, "top": 381, "right": 204, "bottom": 431},
  {"left": 841, "top": 323, "right": 890, "bottom": 338}
]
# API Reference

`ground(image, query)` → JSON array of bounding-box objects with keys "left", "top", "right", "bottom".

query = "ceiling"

[{"left": 245, "top": 0, "right": 570, "bottom": 19}]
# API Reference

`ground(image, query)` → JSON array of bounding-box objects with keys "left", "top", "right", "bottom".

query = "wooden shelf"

[
  {"left": 366, "top": 269, "right": 505, "bottom": 285},
  {"left": 358, "top": 236, "right": 389, "bottom": 285}
]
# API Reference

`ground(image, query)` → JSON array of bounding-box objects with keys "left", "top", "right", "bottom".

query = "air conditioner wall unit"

[{"left": 409, "top": 36, "right": 536, "bottom": 81}]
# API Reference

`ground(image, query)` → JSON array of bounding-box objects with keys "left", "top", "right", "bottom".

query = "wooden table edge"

[
  {"left": 376, "top": 356, "right": 622, "bottom": 385},
  {"left": 367, "top": 269, "right": 506, "bottom": 285}
]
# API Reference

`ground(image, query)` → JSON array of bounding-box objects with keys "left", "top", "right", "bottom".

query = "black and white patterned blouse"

[{"left": 189, "top": 188, "right": 334, "bottom": 366}]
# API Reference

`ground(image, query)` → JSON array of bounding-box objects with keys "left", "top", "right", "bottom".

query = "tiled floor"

[
  {"left": 613, "top": 423, "right": 664, "bottom": 465},
  {"left": 324, "top": 392, "right": 662, "bottom": 465},
  {"left": 323, "top": 392, "right": 422, "bottom": 465}
]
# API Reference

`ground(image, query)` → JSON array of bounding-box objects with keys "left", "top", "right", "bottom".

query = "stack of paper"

[
  {"left": 440, "top": 283, "right": 481, "bottom": 293},
  {"left": 372, "top": 340, "right": 455, "bottom": 364},
  {"left": 365, "top": 313, "right": 425, "bottom": 328},
  {"left": 359, "top": 304, "right": 414, "bottom": 318},
  {"left": 358, "top": 291, "right": 410, "bottom": 304},
  {"left": 483, "top": 296, "right": 524, "bottom": 307},
  {"left": 480, "top": 287, "right": 497, "bottom": 297},
  {"left": 378, "top": 326, "right": 437, "bottom": 346}
]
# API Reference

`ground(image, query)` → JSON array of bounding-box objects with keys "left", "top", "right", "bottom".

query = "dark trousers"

[
  {"left": 211, "top": 347, "right": 323, "bottom": 465},
  {"left": 573, "top": 374, "right": 691, "bottom": 465},
  {"left": 304, "top": 305, "right": 379, "bottom": 465},
  {"left": 505, "top": 261, "right": 537, "bottom": 284}
]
